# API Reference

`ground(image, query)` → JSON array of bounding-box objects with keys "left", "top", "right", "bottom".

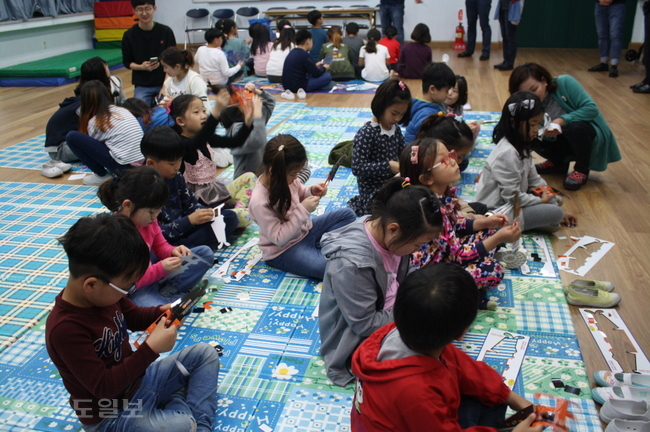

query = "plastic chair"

[
  {"left": 184, "top": 9, "right": 211, "bottom": 49},
  {"left": 235, "top": 7, "right": 260, "bottom": 31},
  {"left": 323, "top": 5, "right": 343, "bottom": 17},
  {"left": 266, "top": 6, "right": 287, "bottom": 19},
  {"left": 213, "top": 8, "right": 234, "bottom": 21}
]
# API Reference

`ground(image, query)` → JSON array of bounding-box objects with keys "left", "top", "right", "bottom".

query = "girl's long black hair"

[{"left": 493, "top": 91, "right": 544, "bottom": 160}]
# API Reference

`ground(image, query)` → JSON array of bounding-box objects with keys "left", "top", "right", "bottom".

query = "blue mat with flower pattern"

[{"left": 0, "top": 107, "right": 601, "bottom": 432}]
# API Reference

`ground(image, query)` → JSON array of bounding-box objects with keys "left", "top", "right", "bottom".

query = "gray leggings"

[{"left": 521, "top": 203, "right": 564, "bottom": 231}]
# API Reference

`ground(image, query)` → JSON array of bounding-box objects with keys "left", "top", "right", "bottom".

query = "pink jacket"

[
  {"left": 249, "top": 179, "right": 313, "bottom": 260},
  {"left": 135, "top": 221, "right": 175, "bottom": 288}
]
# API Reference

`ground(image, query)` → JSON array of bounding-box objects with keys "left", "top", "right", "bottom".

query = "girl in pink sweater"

[
  {"left": 98, "top": 166, "right": 214, "bottom": 306},
  {"left": 249, "top": 135, "right": 356, "bottom": 280}
]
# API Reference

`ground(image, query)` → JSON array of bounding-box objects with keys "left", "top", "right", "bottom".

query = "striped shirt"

[{"left": 88, "top": 106, "right": 144, "bottom": 165}]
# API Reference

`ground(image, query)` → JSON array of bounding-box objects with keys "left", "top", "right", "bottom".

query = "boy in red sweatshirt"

[{"left": 351, "top": 263, "right": 542, "bottom": 432}]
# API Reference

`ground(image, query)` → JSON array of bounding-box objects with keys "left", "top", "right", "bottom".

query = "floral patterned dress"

[{"left": 411, "top": 189, "right": 504, "bottom": 306}]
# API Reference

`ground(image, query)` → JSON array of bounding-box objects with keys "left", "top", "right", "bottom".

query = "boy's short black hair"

[
  {"left": 220, "top": 106, "right": 244, "bottom": 130},
  {"left": 204, "top": 28, "right": 222, "bottom": 44},
  {"left": 131, "top": 0, "right": 154, "bottom": 8},
  {"left": 140, "top": 126, "right": 185, "bottom": 162},
  {"left": 307, "top": 9, "right": 322, "bottom": 25},
  {"left": 384, "top": 26, "right": 397, "bottom": 38},
  {"left": 394, "top": 263, "right": 479, "bottom": 353},
  {"left": 295, "top": 29, "right": 313, "bottom": 46},
  {"left": 59, "top": 213, "right": 150, "bottom": 282},
  {"left": 345, "top": 22, "right": 359, "bottom": 35},
  {"left": 421, "top": 62, "right": 456, "bottom": 93}
]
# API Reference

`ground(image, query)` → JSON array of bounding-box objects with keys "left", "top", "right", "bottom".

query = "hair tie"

[
  {"left": 278, "top": 145, "right": 285, "bottom": 151},
  {"left": 410, "top": 146, "right": 419, "bottom": 164},
  {"left": 437, "top": 111, "right": 444, "bottom": 117},
  {"left": 398, "top": 81, "right": 406, "bottom": 91},
  {"left": 283, "top": 24, "right": 292, "bottom": 29},
  {"left": 166, "top": 100, "right": 173, "bottom": 115},
  {"left": 402, "top": 177, "right": 411, "bottom": 188},
  {"left": 508, "top": 99, "right": 535, "bottom": 116}
]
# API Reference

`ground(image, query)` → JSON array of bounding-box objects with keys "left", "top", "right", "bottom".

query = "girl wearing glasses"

[
  {"left": 400, "top": 138, "right": 522, "bottom": 310},
  {"left": 97, "top": 166, "right": 214, "bottom": 307}
]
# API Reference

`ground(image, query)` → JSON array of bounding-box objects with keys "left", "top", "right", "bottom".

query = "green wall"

[{"left": 518, "top": 0, "right": 638, "bottom": 49}]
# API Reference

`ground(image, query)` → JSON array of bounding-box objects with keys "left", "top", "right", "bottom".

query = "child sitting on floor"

[
  {"left": 319, "top": 26, "right": 355, "bottom": 81},
  {"left": 359, "top": 29, "right": 390, "bottom": 83},
  {"left": 400, "top": 138, "right": 522, "bottom": 310},
  {"left": 216, "top": 19, "right": 250, "bottom": 71},
  {"left": 160, "top": 47, "right": 209, "bottom": 111},
  {"left": 249, "top": 134, "right": 356, "bottom": 280},
  {"left": 97, "top": 166, "right": 214, "bottom": 307},
  {"left": 171, "top": 90, "right": 257, "bottom": 230},
  {"left": 349, "top": 79, "right": 411, "bottom": 216},
  {"left": 46, "top": 212, "right": 220, "bottom": 431},
  {"left": 379, "top": 26, "right": 400, "bottom": 71},
  {"left": 475, "top": 91, "right": 578, "bottom": 232},
  {"left": 122, "top": 97, "right": 175, "bottom": 132},
  {"left": 307, "top": 9, "right": 328, "bottom": 62},
  {"left": 141, "top": 126, "right": 239, "bottom": 249},
  {"left": 282, "top": 29, "right": 334, "bottom": 95},
  {"left": 343, "top": 22, "right": 365, "bottom": 77},
  {"left": 351, "top": 263, "right": 541, "bottom": 432},
  {"left": 195, "top": 28, "right": 243, "bottom": 86},
  {"left": 395, "top": 23, "right": 432, "bottom": 79},
  {"left": 249, "top": 22, "right": 273, "bottom": 77},
  {"left": 445, "top": 75, "right": 469, "bottom": 116},
  {"left": 266, "top": 22, "right": 295, "bottom": 83},
  {"left": 319, "top": 177, "right": 442, "bottom": 386}
]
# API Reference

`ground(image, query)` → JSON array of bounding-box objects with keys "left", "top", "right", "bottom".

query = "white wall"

[
  {"left": 0, "top": 19, "right": 94, "bottom": 69},
  {"left": 155, "top": 0, "right": 503, "bottom": 45}
]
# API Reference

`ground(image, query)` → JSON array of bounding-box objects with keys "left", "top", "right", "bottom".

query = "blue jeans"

[
  {"left": 458, "top": 396, "right": 508, "bottom": 429},
  {"left": 595, "top": 3, "right": 626, "bottom": 65},
  {"left": 466, "top": 0, "right": 492, "bottom": 56},
  {"left": 84, "top": 343, "right": 220, "bottom": 432},
  {"left": 380, "top": 3, "right": 405, "bottom": 45},
  {"left": 498, "top": 8, "right": 518, "bottom": 66},
  {"left": 66, "top": 131, "right": 132, "bottom": 177},
  {"left": 134, "top": 86, "right": 162, "bottom": 108},
  {"left": 306, "top": 73, "right": 335, "bottom": 92},
  {"left": 266, "top": 208, "right": 356, "bottom": 280},
  {"left": 128, "top": 246, "right": 214, "bottom": 307}
]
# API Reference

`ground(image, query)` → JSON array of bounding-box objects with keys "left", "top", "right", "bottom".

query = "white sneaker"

[
  {"left": 49, "top": 160, "right": 72, "bottom": 173},
  {"left": 41, "top": 164, "right": 64, "bottom": 178},
  {"left": 211, "top": 148, "right": 233, "bottom": 168},
  {"left": 604, "top": 419, "right": 650, "bottom": 432},
  {"left": 281, "top": 90, "right": 295, "bottom": 100},
  {"left": 297, "top": 88, "right": 307, "bottom": 99},
  {"left": 600, "top": 400, "right": 650, "bottom": 424},
  {"left": 595, "top": 371, "right": 650, "bottom": 388},
  {"left": 82, "top": 173, "right": 113, "bottom": 186},
  {"left": 592, "top": 386, "right": 650, "bottom": 405}
]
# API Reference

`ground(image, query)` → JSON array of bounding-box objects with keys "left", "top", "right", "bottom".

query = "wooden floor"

[{"left": 1, "top": 47, "right": 649, "bottom": 383}]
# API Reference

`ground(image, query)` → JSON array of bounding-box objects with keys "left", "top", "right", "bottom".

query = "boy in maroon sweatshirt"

[
  {"left": 46, "top": 214, "right": 219, "bottom": 431},
  {"left": 351, "top": 263, "right": 542, "bottom": 432}
]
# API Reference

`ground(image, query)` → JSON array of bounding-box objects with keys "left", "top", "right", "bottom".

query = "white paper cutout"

[{"left": 477, "top": 328, "right": 530, "bottom": 390}]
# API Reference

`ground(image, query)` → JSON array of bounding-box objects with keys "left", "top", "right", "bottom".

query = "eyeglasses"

[
  {"left": 134, "top": 6, "right": 154, "bottom": 13},
  {"left": 428, "top": 150, "right": 457, "bottom": 171},
  {"left": 91, "top": 276, "right": 137, "bottom": 296}
]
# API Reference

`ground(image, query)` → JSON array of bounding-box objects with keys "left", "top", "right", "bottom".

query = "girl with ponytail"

[
  {"left": 359, "top": 29, "right": 390, "bottom": 82},
  {"left": 248, "top": 135, "right": 356, "bottom": 280},
  {"left": 318, "top": 27, "right": 355, "bottom": 81},
  {"left": 160, "top": 47, "right": 209, "bottom": 111}
]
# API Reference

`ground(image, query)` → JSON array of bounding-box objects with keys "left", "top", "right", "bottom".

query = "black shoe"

[
  {"left": 494, "top": 62, "right": 505, "bottom": 69},
  {"left": 609, "top": 65, "right": 618, "bottom": 78},
  {"left": 479, "top": 53, "right": 490, "bottom": 61},
  {"left": 458, "top": 51, "right": 473, "bottom": 58},
  {"left": 630, "top": 82, "right": 644, "bottom": 89},
  {"left": 633, "top": 83, "right": 650, "bottom": 94},
  {"left": 496, "top": 63, "right": 514, "bottom": 71},
  {"left": 535, "top": 160, "right": 569, "bottom": 175},
  {"left": 588, "top": 62, "right": 609, "bottom": 72}
]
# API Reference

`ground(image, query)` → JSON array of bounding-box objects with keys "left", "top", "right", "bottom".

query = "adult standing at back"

[
  {"left": 494, "top": 0, "right": 524, "bottom": 71},
  {"left": 631, "top": 0, "right": 650, "bottom": 93},
  {"left": 588, "top": 0, "right": 626, "bottom": 78},
  {"left": 379, "top": 0, "right": 423, "bottom": 45},
  {"left": 122, "top": 0, "right": 176, "bottom": 107},
  {"left": 458, "top": 0, "right": 493, "bottom": 60}
]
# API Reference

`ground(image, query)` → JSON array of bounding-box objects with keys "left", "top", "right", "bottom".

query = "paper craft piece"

[
  {"left": 211, "top": 237, "right": 259, "bottom": 280},
  {"left": 559, "top": 236, "right": 614, "bottom": 277},
  {"left": 476, "top": 328, "right": 530, "bottom": 389},
  {"left": 231, "top": 252, "right": 263, "bottom": 282},
  {"left": 259, "top": 424, "right": 273, "bottom": 432},
  {"left": 160, "top": 251, "right": 213, "bottom": 282},
  {"left": 211, "top": 204, "right": 230, "bottom": 250},
  {"left": 520, "top": 235, "right": 556, "bottom": 278},
  {"left": 68, "top": 173, "right": 87, "bottom": 180},
  {"left": 579, "top": 308, "right": 650, "bottom": 374}
]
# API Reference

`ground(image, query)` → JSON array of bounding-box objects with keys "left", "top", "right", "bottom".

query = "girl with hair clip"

[
  {"left": 395, "top": 23, "right": 432, "bottom": 79},
  {"left": 216, "top": 18, "right": 250, "bottom": 70},
  {"left": 416, "top": 112, "right": 486, "bottom": 217},
  {"left": 319, "top": 177, "right": 443, "bottom": 386},
  {"left": 349, "top": 79, "right": 411, "bottom": 216},
  {"left": 400, "top": 137, "right": 522, "bottom": 310},
  {"left": 160, "top": 47, "right": 209, "bottom": 111},
  {"left": 195, "top": 28, "right": 242, "bottom": 86},
  {"left": 475, "top": 91, "right": 578, "bottom": 232},
  {"left": 249, "top": 22, "right": 273, "bottom": 77},
  {"left": 266, "top": 23, "right": 296, "bottom": 83},
  {"left": 97, "top": 166, "right": 214, "bottom": 307},
  {"left": 65, "top": 80, "right": 144, "bottom": 186},
  {"left": 171, "top": 90, "right": 257, "bottom": 230},
  {"left": 248, "top": 135, "right": 356, "bottom": 280},
  {"left": 359, "top": 29, "right": 391, "bottom": 83},
  {"left": 319, "top": 27, "right": 355, "bottom": 81}
]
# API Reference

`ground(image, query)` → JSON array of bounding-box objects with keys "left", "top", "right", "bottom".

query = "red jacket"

[
  {"left": 351, "top": 323, "right": 510, "bottom": 432},
  {"left": 379, "top": 38, "right": 401, "bottom": 64}
]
